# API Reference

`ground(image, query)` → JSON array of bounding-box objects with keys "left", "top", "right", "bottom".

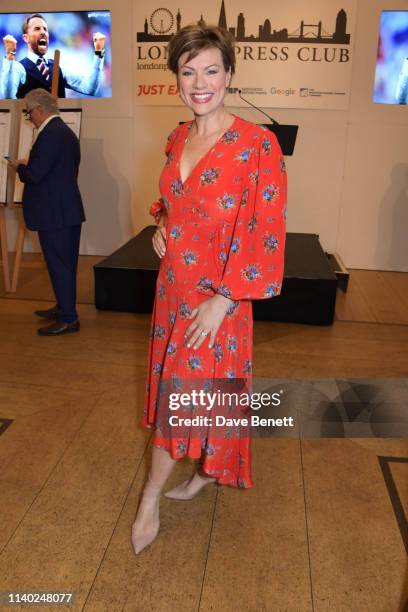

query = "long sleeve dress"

[{"left": 143, "top": 115, "right": 287, "bottom": 488}]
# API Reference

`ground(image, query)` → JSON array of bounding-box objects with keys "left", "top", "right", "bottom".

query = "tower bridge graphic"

[{"left": 137, "top": 1, "right": 351, "bottom": 44}]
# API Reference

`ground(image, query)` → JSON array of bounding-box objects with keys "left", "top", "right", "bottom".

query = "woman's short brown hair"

[{"left": 167, "top": 23, "right": 235, "bottom": 75}]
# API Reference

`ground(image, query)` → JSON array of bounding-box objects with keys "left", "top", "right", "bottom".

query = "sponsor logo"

[
  {"left": 299, "top": 88, "right": 346, "bottom": 97},
  {"left": 236, "top": 87, "right": 267, "bottom": 95},
  {"left": 136, "top": 84, "right": 178, "bottom": 96},
  {"left": 270, "top": 87, "right": 295, "bottom": 96}
]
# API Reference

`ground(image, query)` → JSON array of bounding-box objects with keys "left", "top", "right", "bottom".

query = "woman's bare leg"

[{"left": 131, "top": 446, "right": 177, "bottom": 554}]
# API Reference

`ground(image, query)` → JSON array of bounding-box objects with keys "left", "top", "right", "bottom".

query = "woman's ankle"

[
  {"left": 141, "top": 475, "right": 162, "bottom": 500},
  {"left": 196, "top": 468, "right": 216, "bottom": 482}
]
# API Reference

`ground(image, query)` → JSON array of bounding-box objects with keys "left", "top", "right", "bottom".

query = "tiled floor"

[{"left": 0, "top": 256, "right": 406, "bottom": 611}]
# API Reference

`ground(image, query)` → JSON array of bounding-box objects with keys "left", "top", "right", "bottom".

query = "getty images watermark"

[
  {"left": 155, "top": 378, "right": 408, "bottom": 439},
  {"left": 154, "top": 378, "right": 297, "bottom": 439},
  {"left": 167, "top": 388, "right": 294, "bottom": 429}
]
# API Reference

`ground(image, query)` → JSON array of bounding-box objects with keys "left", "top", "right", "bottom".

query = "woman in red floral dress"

[{"left": 132, "top": 23, "right": 287, "bottom": 554}]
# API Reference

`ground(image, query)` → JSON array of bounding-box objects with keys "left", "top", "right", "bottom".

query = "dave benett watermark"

[{"left": 168, "top": 413, "right": 294, "bottom": 428}]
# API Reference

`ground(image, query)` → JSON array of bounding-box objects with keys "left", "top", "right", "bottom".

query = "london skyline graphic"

[{"left": 137, "top": 1, "right": 351, "bottom": 45}]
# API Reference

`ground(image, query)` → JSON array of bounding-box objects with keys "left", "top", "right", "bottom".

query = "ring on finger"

[{"left": 200, "top": 330, "right": 209, "bottom": 337}]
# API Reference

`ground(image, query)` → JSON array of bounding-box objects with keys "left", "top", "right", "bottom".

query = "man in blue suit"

[{"left": 9, "top": 88, "right": 85, "bottom": 335}]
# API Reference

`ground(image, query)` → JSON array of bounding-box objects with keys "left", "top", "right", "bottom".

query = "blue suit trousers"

[{"left": 38, "top": 224, "right": 82, "bottom": 323}]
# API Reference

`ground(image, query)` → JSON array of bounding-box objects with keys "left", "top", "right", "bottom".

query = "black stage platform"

[{"left": 94, "top": 226, "right": 337, "bottom": 325}]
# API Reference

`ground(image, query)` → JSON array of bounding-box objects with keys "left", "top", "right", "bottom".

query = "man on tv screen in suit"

[
  {"left": 0, "top": 13, "right": 106, "bottom": 99},
  {"left": 8, "top": 89, "right": 85, "bottom": 335}
]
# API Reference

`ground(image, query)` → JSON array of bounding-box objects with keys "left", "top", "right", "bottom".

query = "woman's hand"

[
  {"left": 185, "top": 294, "right": 233, "bottom": 350},
  {"left": 152, "top": 226, "right": 166, "bottom": 258}
]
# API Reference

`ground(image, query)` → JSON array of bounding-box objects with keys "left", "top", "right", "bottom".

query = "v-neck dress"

[{"left": 143, "top": 115, "right": 287, "bottom": 488}]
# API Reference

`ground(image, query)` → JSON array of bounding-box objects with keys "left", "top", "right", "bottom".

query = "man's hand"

[
  {"left": 93, "top": 32, "right": 106, "bottom": 53},
  {"left": 3, "top": 35, "right": 17, "bottom": 61},
  {"left": 7, "top": 159, "right": 27, "bottom": 171}
]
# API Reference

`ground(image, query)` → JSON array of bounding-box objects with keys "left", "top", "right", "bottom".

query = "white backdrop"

[
  {"left": 134, "top": 0, "right": 357, "bottom": 110},
  {"left": 0, "top": 0, "right": 407, "bottom": 272}
]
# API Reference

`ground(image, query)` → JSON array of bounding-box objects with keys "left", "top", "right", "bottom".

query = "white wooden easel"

[
  {"left": 10, "top": 208, "right": 25, "bottom": 292},
  {"left": 0, "top": 205, "right": 11, "bottom": 291}
]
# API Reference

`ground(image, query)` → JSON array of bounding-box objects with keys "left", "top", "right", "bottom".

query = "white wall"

[
  {"left": 2, "top": 0, "right": 407, "bottom": 271},
  {"left": 338, "top": 0, "right": 408, "bottom": 271}
]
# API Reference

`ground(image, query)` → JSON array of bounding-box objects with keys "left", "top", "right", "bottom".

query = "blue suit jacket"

[{"left": 17, "top": 116, "right": 85, "bottom": 231}]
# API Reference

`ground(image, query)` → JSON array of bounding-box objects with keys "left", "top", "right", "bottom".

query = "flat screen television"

[
  {"left": 0, "top": 10, "right": 111, "bottom": 99},
  {"left": 374, "top": 11, "right": 408, "bottom": 105}
]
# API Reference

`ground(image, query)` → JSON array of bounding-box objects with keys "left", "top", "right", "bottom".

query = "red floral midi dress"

[{"left": 143, "top": 115, "right": 287, "bottom": 488}]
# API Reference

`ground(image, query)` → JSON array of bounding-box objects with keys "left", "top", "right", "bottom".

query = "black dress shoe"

[
  {"left": 34, "top": 305, "right": 60, "bottom": 320},
  {"left": 37, "top": 320, "right": 80, "bottom": 336}
]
